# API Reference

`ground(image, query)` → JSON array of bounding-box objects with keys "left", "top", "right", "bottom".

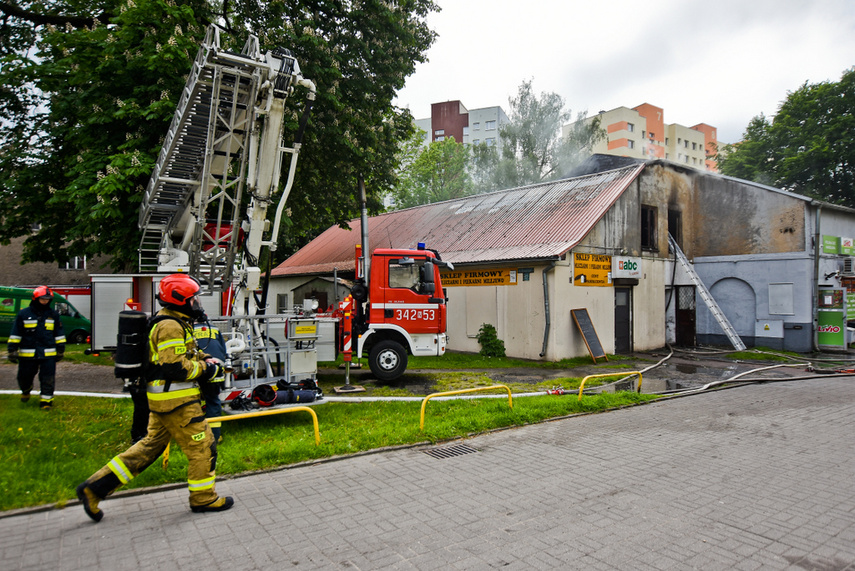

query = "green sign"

[
  {"left": 817, "top": 309, "right": 846, "bottom": 347},
  {"left": 822, "top": 235, "right": 840, "bottom": 254}
]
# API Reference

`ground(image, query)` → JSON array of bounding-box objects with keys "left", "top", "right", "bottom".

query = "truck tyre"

[{"left": 368, "top": 340, "right": 408, "bottom": 381}]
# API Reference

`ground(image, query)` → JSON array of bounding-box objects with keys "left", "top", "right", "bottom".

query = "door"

[
  {"left": 675, "top": 285, "right": 696, "bottom": 346},
  {"left": 614, "top": 287, "right": 632, "bottom": 354}
]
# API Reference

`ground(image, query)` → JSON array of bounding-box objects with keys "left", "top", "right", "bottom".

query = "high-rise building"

[
  {"left": 566, "top": 104, "right": 720, "bottom": 172},
  {"left": 415, "top": 101, "right": 509, "bottom": 153}
]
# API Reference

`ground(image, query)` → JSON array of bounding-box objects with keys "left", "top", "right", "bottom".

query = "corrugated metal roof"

[{"left": 272, "top": 164, "right": 645, "bottom": 276}]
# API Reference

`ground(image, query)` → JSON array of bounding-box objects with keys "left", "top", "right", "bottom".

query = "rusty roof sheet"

[{"left": 272, "top": 164, "right": 645, "bottom": 276}]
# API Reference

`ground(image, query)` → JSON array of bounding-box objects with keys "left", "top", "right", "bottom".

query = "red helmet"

[
  {"left": 157, "top": 274, "right": 200, "bottom": 306},
  {"left": 32, "top": 286, "right": 53, "bottom": 300}
]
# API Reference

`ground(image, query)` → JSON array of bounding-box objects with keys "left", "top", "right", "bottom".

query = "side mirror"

[
  {"left": 420, "top": 261, "right": 436, "bottom": 295},
  {"left": 422, "top": 261, "right": 435, "bottom": 284}
]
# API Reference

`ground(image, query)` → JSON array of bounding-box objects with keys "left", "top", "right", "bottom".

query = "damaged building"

[{"left": 269, "top": 156, "right": 855, "bottom": 358}]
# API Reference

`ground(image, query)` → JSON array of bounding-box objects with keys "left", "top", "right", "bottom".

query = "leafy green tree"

[
  {"left": 0, "top": 0, "right": 437, "bottom": 270},
  {"left": 718, "top": 68, "right": 855, "bottom": 206},
  {"left": 490, "top": 79, "right": 604, "bottom": 190},
  {"left": 393, "top": 136, "right": 472, "bottom": 208},
  {"left": 467, "top": 141, "right": 500, "bottom": 192}
]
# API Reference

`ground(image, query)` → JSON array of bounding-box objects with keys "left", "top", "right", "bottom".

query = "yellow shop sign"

[{"left": 440, "top": 268, "right": 518, "bottom": 287}]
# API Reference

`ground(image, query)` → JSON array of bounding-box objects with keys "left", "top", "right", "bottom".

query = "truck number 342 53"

[{"left": 395, "top": 308, "right": 436, "bottom": 321}]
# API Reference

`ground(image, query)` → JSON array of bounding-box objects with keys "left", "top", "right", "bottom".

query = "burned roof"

[{"left": 272, "top": 164, "right": 645, "bottom": 277}]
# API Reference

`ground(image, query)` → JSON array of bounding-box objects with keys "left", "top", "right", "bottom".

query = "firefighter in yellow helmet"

[{"left": 76, "top": 274, "right": 233, "bottom": 521}]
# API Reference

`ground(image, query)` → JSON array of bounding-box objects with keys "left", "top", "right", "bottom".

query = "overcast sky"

[{"left": 393, "top": 0, "right": 855, "bottom": 144}]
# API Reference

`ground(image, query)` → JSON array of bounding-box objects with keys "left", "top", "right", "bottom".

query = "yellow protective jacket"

[{"left": 146, "top": 308, "right": 210, "bottom": 413}]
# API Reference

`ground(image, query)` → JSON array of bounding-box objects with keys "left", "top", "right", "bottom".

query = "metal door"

[
  {"left": 675, "top": 285, "right": 697, "bottom": 346},
  {"left": 614, "top": 287, "right": 632, "bottom": 354}
]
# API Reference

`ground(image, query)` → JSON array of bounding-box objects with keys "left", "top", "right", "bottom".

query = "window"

[
  {"left": 485, "top": 138, "right": 495, "bottom": 146},
  {"left": 641, "top": 130, "right": 646, "bottom": 138},
  {"left": 463, "top": 126, "right": 469, "bottom": 136},
  {"left": 473, "top": 122, "right": 480, "bottom": 130},
  {"left": 649, "top": 132, "right": 655, "bottom": 139},
  {"left": 684, "top": 140, "right": 689, "bottom": 148},
  {"left": 434, "top": 129, "right": 444, "bottom": 136},
  {"left": 668, "top": 209, "right": 683, "bottom": 248},
  {"left": 627, "top": 123, "right": 634, "bottom": 132},
  {"left": 61, "top": 256, "right": 87, "bottom": 270},
  {"left": 435, "top": 136, "right": 445, "bottom": 142},
  {"left": 473, "top": 139, "right": 480, "bottom": 145},
  {"left": 277, "top": 293, "right": 290, "bottom": 313},
  {"left": 641, "top": 205, "right": 657, "bottom": 251},
  {"left": 692, "top": 142, "right": 696, "bottom": 150},
  {"left": 627, "top": 140, "right": 634, "bottom": 149},
  {"left": 485, "top": 120, "right": 496, "bottom": 130},
  {"left": 388, "top": 258, "right": 433, "bottom": 294},
  {"left": 665, "top": 138, "right": 670, "bottom": 145}
]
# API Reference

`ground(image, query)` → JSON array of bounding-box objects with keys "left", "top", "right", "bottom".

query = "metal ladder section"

[
  {"left": 668, "top": 234, "right": 746, "bottom": 351},
  {"left": 137, "top": 26, "right": 261, "bottom": 289}
]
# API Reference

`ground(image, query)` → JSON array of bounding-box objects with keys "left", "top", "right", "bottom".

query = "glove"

[
  {"left": 7, "top": 349, "right": 18, "bottom": 364},
  {"left": 55, "top": 350, "right": 64, "bottom": 363},
  {"left": 199, "top": 361, "right": 224, "bottom": 384}
]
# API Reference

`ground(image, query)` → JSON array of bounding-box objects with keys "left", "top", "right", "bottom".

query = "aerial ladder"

[
  {"left": 137, "top": 25, "right": 320, "bottom": 394},
  {"left": 139, "top": 25, "right": 315, "bottom": 313}
]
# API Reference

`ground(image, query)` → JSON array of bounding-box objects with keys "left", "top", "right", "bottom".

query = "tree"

[
  {"left": 393, "top": 136, "right": 472, "bottom": 208},
  {"left": 718, "top": 68, "right": 855, "bottom": 206},
  {"left": 0, "top": 0, "right": 437, "bottom": 270},
  {"left": 489, "top": 79, "right": 604, "bottom": 190}
]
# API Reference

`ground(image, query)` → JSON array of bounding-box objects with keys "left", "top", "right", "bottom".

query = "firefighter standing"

[
  {"left": 193, "top": 319, "right": 227, "bottom": 443},
  {"left": 7, "top": 286, "right": 66, "bottom": 409},
  {"left": 76, "top": 274, "right": 234, "bottom": 521}
]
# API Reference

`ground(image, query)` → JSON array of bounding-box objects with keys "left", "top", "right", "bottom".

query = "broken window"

[
  {"left": 668, "top": 209, "right": 683, "bottom": 249},
  {"left": 641, "top": 205, "right": 657, "bottom": 251}
]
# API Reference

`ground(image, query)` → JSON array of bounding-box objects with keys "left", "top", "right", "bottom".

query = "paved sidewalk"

[{"left": 3, "top": 377, "right": 855, "bottom": 570}]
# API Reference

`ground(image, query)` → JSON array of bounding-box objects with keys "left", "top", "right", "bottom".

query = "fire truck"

[{"left": 98, "top": 25, "right": 450, "bottom": 398}]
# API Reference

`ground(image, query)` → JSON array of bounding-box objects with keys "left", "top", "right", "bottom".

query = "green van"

[{"left": 0, "top": 286, "right": 92, "bottom": 344}]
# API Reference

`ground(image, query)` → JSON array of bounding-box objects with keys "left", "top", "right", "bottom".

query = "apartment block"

[
  {"left": 566, "top": 104, "right": 720, "bottom": 172},
  {"left": 415, "top": 101, "right": 509, "bottom": 153}
]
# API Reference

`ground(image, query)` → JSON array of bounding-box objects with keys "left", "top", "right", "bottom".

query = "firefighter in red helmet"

[
  {"left": 7, "top": 286, "right": 66, "bottom": 409},
  {"left": 76, "top": 274, "right": 234, "bottom": 521}
]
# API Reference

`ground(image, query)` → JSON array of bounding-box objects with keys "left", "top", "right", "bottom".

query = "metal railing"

[
  {"left": 420, "top": 385, "right": 512, "bottom": 431},
  {"left": 577, "top": 372, "right": 642, "bottom": 401},
  {"left": 217, "top": 406, "right": 320, "bottom": 445}
]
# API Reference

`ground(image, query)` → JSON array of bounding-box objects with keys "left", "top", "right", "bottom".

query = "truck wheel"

[{"left": 368, "top": 340, "right": 408, "bottom": 381}]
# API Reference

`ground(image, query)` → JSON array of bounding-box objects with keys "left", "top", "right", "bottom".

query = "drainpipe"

[
  {"left": 359, "top": 175, "right": 370, "bottom": 289},
  {"left": 813, "top": 203, "right": 822, "bottom": 352},
  {"left": 540, "top": 261, "right": 557, "bottom": 357}
]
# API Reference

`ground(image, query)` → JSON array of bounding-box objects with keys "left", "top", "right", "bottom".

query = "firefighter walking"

[
  {"left": 76, "top": 274, "right": 234, "bottom": 521},
  {"left": 7, "top": 286, "right": 66, "bottom": 409}
]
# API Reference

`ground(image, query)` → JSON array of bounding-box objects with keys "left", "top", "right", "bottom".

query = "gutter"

[
  {"left": 813, "top": 202, "right": 822, "bottom": 352},
  {"left": 540, "top": 261, "right": 558, "bottom": 357}
]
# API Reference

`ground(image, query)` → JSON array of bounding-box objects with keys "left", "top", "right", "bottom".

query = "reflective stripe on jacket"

[
  {"left": 146, "top": 309, "right": 209, "bottom": 411},
  {"left": 7, "top": 302, "right": 66, "bottom": 359}
]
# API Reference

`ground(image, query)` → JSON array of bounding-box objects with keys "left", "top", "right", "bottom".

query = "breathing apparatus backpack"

[{"left": 114, "top": 310, "right": 188, "bottom": 382}]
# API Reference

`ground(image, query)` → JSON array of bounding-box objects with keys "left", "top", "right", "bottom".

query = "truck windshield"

[{"left": 389, "top": 259, "right": 434, "bottom": 294}]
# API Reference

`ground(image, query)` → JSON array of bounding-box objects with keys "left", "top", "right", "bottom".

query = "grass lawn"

[{"left": 1, "top": 388, "right": 658, "bottom": 512}]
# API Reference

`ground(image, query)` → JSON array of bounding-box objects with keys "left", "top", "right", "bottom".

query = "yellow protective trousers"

[{"left": 84, "top": 398, "right": 218, "bottom": 508}]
